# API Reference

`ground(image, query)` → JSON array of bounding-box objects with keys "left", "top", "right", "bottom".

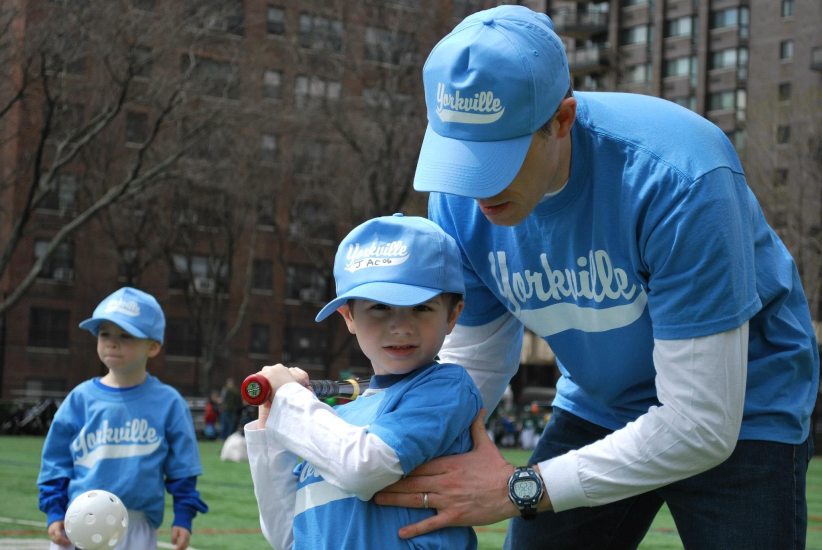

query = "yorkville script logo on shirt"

[
  {"left": 72, "top": 418, "right": 162, "bottom": 468},
  {"left": 344, "top": 240, "right": 409, "bottom": 272},
  {"left": 435, "top": 83, "right": 505, "bottom": 124}
]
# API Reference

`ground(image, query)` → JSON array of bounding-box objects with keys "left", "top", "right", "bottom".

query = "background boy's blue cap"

[
  {"left": 414, "top": 5, "right": 570, "bottom": 199},
  {"left": 79, "top": 287, "right": 166, "bottom": 344},
  {"left": 315, "top": 214, "right": 465, "bottom": 322}
]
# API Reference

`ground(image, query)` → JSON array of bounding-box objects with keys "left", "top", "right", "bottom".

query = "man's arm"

[{"left": 375, "top": 325, "right": 747, "bottom": 538}]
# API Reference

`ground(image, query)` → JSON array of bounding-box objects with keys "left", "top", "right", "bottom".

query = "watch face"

[{"left": 516, "top": 479, "right": 539, "bottom": 499}]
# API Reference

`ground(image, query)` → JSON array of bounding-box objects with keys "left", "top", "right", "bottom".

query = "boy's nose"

[{"left": 388, "top": 310, "right": 414, "bottom": 332}]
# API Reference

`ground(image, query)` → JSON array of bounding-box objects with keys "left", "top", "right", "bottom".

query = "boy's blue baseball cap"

[
  {"left": 414, "top": 5, "right": 570, "bottom": 199},
  {"left": 315, "top": 213, "right": 465, "bottom": 322},
  {"left": 79, "top": 287, "right": 166, "bottom": 344}
]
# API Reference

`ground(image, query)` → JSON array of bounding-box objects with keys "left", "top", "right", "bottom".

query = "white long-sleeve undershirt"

[{"left": 439, "top": 317, "right": 748, "bottom": 511}]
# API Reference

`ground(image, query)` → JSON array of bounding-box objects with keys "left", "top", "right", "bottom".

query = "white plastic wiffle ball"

[{"left": 64, "top": 490, "right": 129, "bottom": 549}]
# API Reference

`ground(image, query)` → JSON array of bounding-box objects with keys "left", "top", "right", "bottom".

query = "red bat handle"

[{"left": 241, "top": 374, "right": 271, "bottom": 406}]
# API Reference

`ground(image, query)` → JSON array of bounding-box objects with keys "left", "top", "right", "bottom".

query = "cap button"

[
  {"left": 482, "top": 16, "right": 495, "bottom": 26},
  {"left": 392, "top": 212, "right": 404, "bottom": 217}
]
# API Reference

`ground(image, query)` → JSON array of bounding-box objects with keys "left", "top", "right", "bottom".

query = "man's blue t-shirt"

[{"left": 430, "top": 92, "right": 818, "bottom": 443}]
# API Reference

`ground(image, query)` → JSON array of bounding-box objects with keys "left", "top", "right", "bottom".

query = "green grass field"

[{"left": 1, "top": 436, "right": 820, "bottom": 549}]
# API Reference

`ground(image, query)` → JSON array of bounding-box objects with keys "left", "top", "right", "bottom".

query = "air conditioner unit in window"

[
  {"left": 52, "top": 267, "right": 74, "bottom": 282},
  {"left": 193, "top": 276, "right": 216, "bottom": 294},
  {"left": 299, "top": 287, "right": 321, "bottom": 302}
]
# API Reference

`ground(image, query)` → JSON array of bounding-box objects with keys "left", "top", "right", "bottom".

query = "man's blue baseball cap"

[
  {"left": 79, "top": 287, "right": 166, "bottom": 344},
  {"left": 315, "top": 213, "right": 465, "bottom": 322},
  {"left": 414, "top": 5, "right": 570, "bottom": 199}
]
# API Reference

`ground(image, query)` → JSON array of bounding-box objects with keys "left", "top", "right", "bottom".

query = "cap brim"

[
  {"left": 315, "top": 282, "right": 445, "bottom": 322},
  {"left": 79, "top": 316, "right": 151, "bottom": 340},
  {"left": 413, "top": 124, "right": 533, "bottom": 199}
]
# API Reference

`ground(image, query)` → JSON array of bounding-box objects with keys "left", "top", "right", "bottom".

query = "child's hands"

[
  {"left": 256, "top": 364, "right": 310, "bottom": 426},
  {"left": 171, "top": 525, "right": 191, "bottom": 550},
  {"left": 47, "top": 520, "right": 71, "bottom": 546}
]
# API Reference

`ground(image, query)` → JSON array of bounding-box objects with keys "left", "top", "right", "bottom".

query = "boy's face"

[
  {"left": 338, "top": 295, "right": 463, "bottom": 376},
  {"left": 96, "top": 321, "right": 160, "bottom": 375}
]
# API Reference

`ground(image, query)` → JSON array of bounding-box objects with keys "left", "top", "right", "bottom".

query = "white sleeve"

[
  {"left": 540, "top": 323, "right": 748, "bottom": 511},
  {"left": 437, "top": 312, "right": 524, "bottom": 416},
  {"left": 266, "top": 383, "right": 404, "bottom": 500},
  {"left": 245, "top": 420, "right": 298, "bottom": 550}
]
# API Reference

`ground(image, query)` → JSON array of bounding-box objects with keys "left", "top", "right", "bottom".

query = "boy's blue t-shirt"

[
  {"left": 430, "top": 91, "right": 819, "bottom": 443},
  {"left": 291, "top": 362, "right": 482, "bottom": 550},
  {"left": 38, "top": 375, "right": 203, "bottom": 528}
]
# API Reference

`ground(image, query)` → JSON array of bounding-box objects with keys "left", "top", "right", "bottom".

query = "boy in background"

[
  {"left": 245, "top": 213, "right": 483, "bottom": 550},
  {"left": 38, "top": 287, "right": 208, "bottom": 550}
]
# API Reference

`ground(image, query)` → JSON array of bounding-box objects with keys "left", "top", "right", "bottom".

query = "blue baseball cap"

[
  {"left": 414, "top": 5, "right": 570, "bottom": 199},
  {"left": 79, "top": 287, "right": 166, "bottom": 344},
  {"left": 315, "top": 213, "right": 465, "bottom": 322}
]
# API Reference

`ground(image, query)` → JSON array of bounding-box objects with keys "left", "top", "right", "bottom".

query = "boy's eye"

[{"left": 369, "top": 303, "right": 390, "bottom": 311}]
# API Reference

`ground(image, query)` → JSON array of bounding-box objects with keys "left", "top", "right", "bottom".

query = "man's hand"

[
  {"left": 171, "top": 525, "right": 191, "bottom": 550},
  {"left": 47, "top": 520, "right": 71, "bottom": 546},
  {"left": 373, "top": 409, "right": 519, "bottom": 539}
]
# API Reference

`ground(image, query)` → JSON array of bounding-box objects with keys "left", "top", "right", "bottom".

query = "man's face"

[{"left": 475, "top": 130, "right": 565, "bottom": 226}]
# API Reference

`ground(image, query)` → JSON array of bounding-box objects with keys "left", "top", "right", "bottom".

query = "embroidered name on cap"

[
  {"left": 435, "top": 83, "right": 504, "bottom": 124},
  {"left": 103, "top": 298, "right": 141, "bottom": 317},
  {"left": 345, "top": 240, "right": 409, "bottom": 272}
]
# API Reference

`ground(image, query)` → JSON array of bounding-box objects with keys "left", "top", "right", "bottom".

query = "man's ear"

[
  {"left": 554, "top": 97, "right": 577, "bottom": 139},
  {"left": 337, "top": 304, "right": 357, "bottom": 335}
]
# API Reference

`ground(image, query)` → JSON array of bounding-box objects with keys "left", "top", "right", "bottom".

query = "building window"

[
  {"left": 781, "top": 0, "right": 794, "bottom": 18},
  {"left": 778, "top": 82, "right": 791, "bottom": 102},
  {"left": 663, "top": 56, "right": 695, "bottom": 78},
  {"left": 288, "top": 199, "right": 335, "bottom": 241},
  {"left": 170, "top": 254, "right": 228, "bottom": 293},
  {"left": 776, "top": 125, "right": 791, "bottom": 144},
  {"left": 266, "top": 6, "right": 285, "bottom": 35},
  {"left": 34, "top": 240, "right": 75, "bottom": 282},
  {"left": 620, "top": 24, "right": 650, "bottom": 46},
  {"left": 39, "top": 173, "right": 77, "bottom": 214},
  {"left": 129, "top": 45, "right": 153, "bottom": 78},
  {"left": 297, "top": 13, "right": 343, "bottom": 52},
  {"left": 260, "top": 133, "right": 278, "bottom": 163},
  {"left": 664, "top": 16, "right": 694, "bottom": 39},
  {"left": 165, "top": 318, "right": 199, "bottom": 357},
  {"left": 51, "top": 102, "right": 84, "bottom": 139},
  {"left": 282, "top": 325, "right": 327, "bottom": 365},
  {"left": 263, "top": 69, "right": 282, "bottom": 99},
  {"left": 28, "top": 308, "right": 70, "bottom": 349},
  {"left": 294, "top": 75, "right": 341, "bottom": 107},
  {"left": 252, "top": 259, "right": 274, "bottom": 291},
  {"left": 780, "top": 40, "right": 794, "bottom": 61},
  {"left": 364, "top": 26, "right": 417, "bottom": 65},
  {"left": 250, "top": 323, "right": 270, "bottom": 355},
  {"left": 184, "top": 0, "right": 244, "bottom": 36},
  {"left": 708, "top": 90, "right": 735, "bottom": 111},
  {"left": 670, "top": 95, "right": 697, "bottom": 112},
  {"left": 710, "top": 48, "right": 738, "bottom": 70},
  {"left": 620, "top": 0, "right": 649, "bottom": 6},
  {"left": 257, "top": 198, "right": 276, "bottom": 227},
  {"left": 624, "top": 63, "right": 651, "bottom": 83},
  {"left": 125, "top": 111, "right": 149, "bottom": 144},
  {"left": 285, "top": 265, "right": 328, "bottom": 303},
  {"left": 180, "top": 55, "right": 240, "bottom": 99},
  {"left": 774, "top": 168, "right": 789, "bottom": 188},
  {"left": 45, "top": 51, "right": 85, "bottom": 76}
]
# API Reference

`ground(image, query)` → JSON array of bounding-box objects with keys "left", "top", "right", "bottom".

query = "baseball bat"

[{"left": 241, "top": 373, "right": 370, "bottom": 406}]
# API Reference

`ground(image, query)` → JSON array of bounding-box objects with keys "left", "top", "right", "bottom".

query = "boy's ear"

[
  {"left": 337, "top": 304, "right": 357, "bottom": 335},
  {"left": 446, "top": 301, "right": 465, "bottom": 334},
  {"left": 147, "top": 341, "right": 162, "bottom": 358}
]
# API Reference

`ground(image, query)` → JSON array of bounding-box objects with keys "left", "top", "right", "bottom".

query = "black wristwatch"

[{"left": 508, "top": 466, "right": 544, "bottom": 519}]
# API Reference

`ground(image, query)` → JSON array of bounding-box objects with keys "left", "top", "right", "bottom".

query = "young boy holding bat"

[
  {"left": 245, "top": 214, "right": 483, "bottom": 550},
  {"left": 38, "top": 287, "right": 208, "bottom": 550}
]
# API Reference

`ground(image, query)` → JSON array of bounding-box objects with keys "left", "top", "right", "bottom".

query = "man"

[{"left": 374, "top": 5, "right": 819, "bottom": 549}]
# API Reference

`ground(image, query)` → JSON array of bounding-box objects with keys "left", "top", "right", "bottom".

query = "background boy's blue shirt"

[
  {"left": 290, "top": 362, "right": 481, "bottom": 550},
  {"left": 38, "top": 375, "right": 205, "bottom": 529},
  {"left": 429, "top": 91, "right": 818, "bottom": 443}
]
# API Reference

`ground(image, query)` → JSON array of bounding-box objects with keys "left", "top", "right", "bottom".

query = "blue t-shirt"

[
  {"left": 38, "top": 375, "right": 203, "bottom": 528},
  {"left": 291, "top": 362, "right": 481, "bottom": 550},
  {"left": 430, "top": 92, "right": 818, "bottom": 444}
]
